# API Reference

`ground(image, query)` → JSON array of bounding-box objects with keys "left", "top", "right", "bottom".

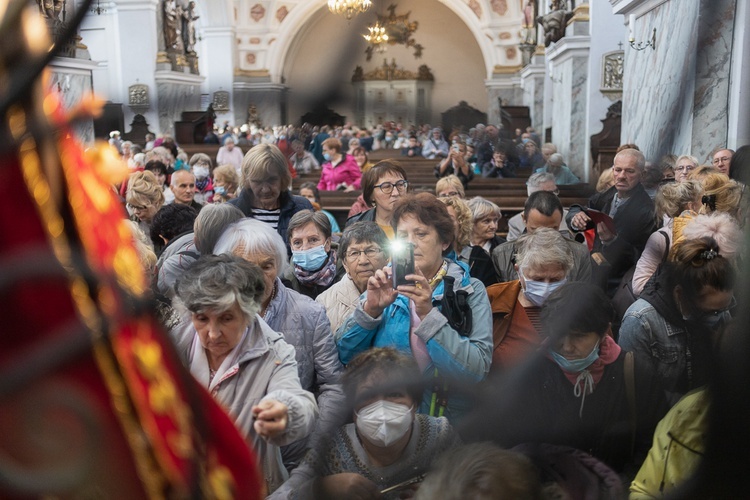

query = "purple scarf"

[{"left": 294, "top": 251, "right": 337, "bottom": 287}]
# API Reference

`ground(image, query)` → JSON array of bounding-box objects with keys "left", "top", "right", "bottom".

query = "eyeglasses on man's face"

[
  {"left": 675, "top": 165, "right": 696, "bottom": 173},
  {"left": 374, "top": 180, "right": 408, "bottom": 194}
]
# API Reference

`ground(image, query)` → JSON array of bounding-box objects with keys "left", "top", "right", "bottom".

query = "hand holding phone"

[{"left": 392, "top": 241, "right": 415, "bottom": 288}]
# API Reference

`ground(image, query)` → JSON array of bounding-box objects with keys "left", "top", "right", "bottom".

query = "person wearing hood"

[
  {"left": 485, "top": 228, "right": 574, "bottom": 373},
  {"left": 468, "top": 282, "right": 668, "bottom": 480},
  {"left": 336, "top": 193, "right": 492, "bottom": 421},
  {"left": 619, "top": 237, "right": 735, "bottom": 405}
]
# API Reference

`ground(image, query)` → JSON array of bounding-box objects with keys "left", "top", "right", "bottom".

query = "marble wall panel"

[
  {"left": 533, "top": 75, "right": 544, "bottom": 130},
  {"left": 621, "top": 1, "right": 699, "bottom": 161},
  {"left": 156, "top": 82, "right": 202, "bottom": 135},
  {"left": 691, "top": 0, "right": 736, "bottom": 161},
  {"left": 49, "top": 70, "right": 95, "bottom": 145},
  {"left": 568, "top": 56, "right": 589, "bottom": 177}
]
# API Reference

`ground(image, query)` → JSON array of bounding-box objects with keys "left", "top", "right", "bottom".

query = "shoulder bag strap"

[{"left": 624, "top": 351, "right": 637, "bottom": 457}]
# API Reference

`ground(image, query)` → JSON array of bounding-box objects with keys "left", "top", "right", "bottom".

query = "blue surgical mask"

[
  {"left": 520, "top": 272, "right": 566, "bottom": 307},
  {"left": 292, "top": 245, "right": 329, "bottom": 271},
  {"left": 549, "top": 340, "right": 601, "bottom": 373},
  {"left": 214, "top": 185, "right": 226, "bottom": 195},
  {"left": 323, "top": 153, "right": 332, "bottom": 161}
]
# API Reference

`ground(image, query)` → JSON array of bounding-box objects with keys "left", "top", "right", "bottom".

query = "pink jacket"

[{"left": 317, "top": 154, "right": 362, "bottom": 191}]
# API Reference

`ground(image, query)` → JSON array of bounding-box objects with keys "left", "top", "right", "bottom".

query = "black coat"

[{"left": 566, "top": 184, "right": 656, "bottom": 287}]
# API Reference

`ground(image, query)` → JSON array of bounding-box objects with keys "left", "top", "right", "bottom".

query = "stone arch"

[{"left": 267, "top": 0, "right": 500, "bottom": 83}]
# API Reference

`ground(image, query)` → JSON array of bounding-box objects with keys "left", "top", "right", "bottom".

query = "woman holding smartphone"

[
  {"left": 335, "top": 193, "right": 493, "bottom": 421},
  {"left": 435, "top": 140, "right": 473, "bottom": 188}
]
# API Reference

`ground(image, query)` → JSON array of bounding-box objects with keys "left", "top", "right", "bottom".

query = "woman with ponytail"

[{"left": 619, "top": 237, "right": 735, "bottom": 405}]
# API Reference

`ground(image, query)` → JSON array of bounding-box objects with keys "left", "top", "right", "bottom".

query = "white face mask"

[
  {"left": 193, "top": 166, "right": 209, "bottom": 180},
  {"left": 355, "top": 400, "right": 413, "bottom": 447}
]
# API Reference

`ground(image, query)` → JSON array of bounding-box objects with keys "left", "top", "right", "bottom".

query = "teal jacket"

[{"left": 335, "top": 260, "right": 493, "bottom": 418}]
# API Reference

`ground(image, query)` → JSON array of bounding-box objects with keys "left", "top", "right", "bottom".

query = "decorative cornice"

[
  {"left": 568, "top": 3, "right": 590, "bottom": 25},
  {"left": 154, "top": 70, "right": 204, "bottom": 84},
  {"left": 234, "top": 68, "right": 270, "bottom": 77},
  {"left": 492, "top": 64, "right": 523, "bottom": 75}
]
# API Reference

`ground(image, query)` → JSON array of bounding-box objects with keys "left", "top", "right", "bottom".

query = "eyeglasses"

[
  {"left": 694, "top": 296, "right": 736, "bottom": 319},
  {"left": 438, "top": 191, "right": 460, "bottom": 198},
  {"left": 345, "top": 247, "right": 383, "bottom": 261},
  {"left": 713, "top": 156, "right": 731, "bottom": 164},
  {"left": 128, "top": 204, "right": 150, "bottom": 212},
  {"left": 675, "top": 165, "right": 696, "bottom": 173},
  {"left": 374, "top": 180, "right": 408, "bottom": 194}
]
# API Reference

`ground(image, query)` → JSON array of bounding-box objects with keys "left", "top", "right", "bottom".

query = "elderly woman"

[
  {"left": 298, "top": 182, "right": 341, "bottom": 234},
  {"left": 631, "top": 180, "right": 703, "bottom": 296},
  {"left": 189, "top": 152, "right": 214, "bottom": 204},
  {"left": 212, "top": 163, "right": 240, "bottom": 203},
  {"left": 486, "top": 228, "right": 574, "bottom": 372},
  {"left": 316, "top": 222, "right": 390, "bottom": 333},
  {"left": 337, "top": 193, "right": 493, "bottom": 420},
  {"left": 476, "top": 282, "right": 667, "bottom": 478},
  {"left": 317, "top": 137, "right": 362, "bottom": 192},
  {"left": 438, "top": 196, "right": 472, "bottom": 257},
  {"left": 126, "top": 170, "right": 165, "bottom": 238},
  {"left": 460, "top": 197, "right": 505, "bottom": 287},
  {"left": 620, "top": 237, "right": 735, "bottom": 405},
  {"left": 435, "top": 174, "right": 465, "bottom": 199},
  {"left": 283, "top": 210, "right": 338, "bottom": 300},
  {"left": 214, "top": 218, "right": 345, "bottom": 465},
  {"left": 228, "top": 144, "right": 313, "bottom": 250},
  {"left": 346, "top": 161, "right": 409, "bottom": 239},
  {"left": 172, "top": 254, "right": 318, "bottom": 492},
  {"left": 673, "top": 154, "right": 699, "bottom": 183},
  {"left": 270, "top": 348, "right": 459, "bottom": 500}
]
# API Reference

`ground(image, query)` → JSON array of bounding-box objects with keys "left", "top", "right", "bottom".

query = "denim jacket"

[
  {"left": 618, "top": 298, "right": 688, "bottom": 405},
  {"left": 335, "top": 260, "right": 493, "bottom": 418}
]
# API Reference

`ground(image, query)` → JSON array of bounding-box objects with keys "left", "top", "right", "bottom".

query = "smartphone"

[
  {"left": 452, "top": 144, "right": 460, "bottom": 152},
  {"left": 392, "top": 242, "right": 415, "bottom": 288}
]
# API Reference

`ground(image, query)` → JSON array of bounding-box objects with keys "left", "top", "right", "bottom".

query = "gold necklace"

[{"left": 428, "top": 261, "right": 448, "bottom": 288}]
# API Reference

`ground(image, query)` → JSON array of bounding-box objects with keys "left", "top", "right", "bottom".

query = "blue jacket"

[{"left": 335, "top": 261, "right": 492, "bottom": 418}]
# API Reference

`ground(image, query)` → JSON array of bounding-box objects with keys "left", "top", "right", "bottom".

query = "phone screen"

[{"left": 392, "top": 242, "right": 415, "bottom": 288}]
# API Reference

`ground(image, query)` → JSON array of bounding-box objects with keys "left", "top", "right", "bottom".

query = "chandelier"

[
  {"left": 363, "top": 22, "right": 389, "bottom": 52},
  {"left": 328, "top": 0, "right": 372, "bottom": 20}
]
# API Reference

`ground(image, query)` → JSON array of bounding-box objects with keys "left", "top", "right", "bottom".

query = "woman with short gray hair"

[
  {"left": 285, "top": 209, "right": 337, "bottom": 299},
  {"left": 172, "top": 254, "right": 318, "bottom": 493},
  {"left": 486, "top": 228, "right": 573, "bottom": 372},
  {"left": 462, "top": 196, "right": 505, "bottom": 287},
  {"left": 214, "top": 218, "right": 345, "bottom": 470},
  {"left": 228, "top": 143, "right": 313, "bottom": 251}
]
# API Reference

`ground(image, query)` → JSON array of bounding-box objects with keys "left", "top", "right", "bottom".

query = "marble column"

[
  {"left": 520, "top": 60, "right": 546, "bottom": 131},
  {"left": 48, "top": 58, "right": 99, "bottom": 145},
  {"left": 691, "top": 0, "right": 736, "bottom": 160},
  {"left": 728, "top": 0, "right": 750, "bottom": 149},
  {"left": 201, "top": 26, "right": 236, "bottom": 126},
  {"left": 233, "top": 80, "right": 288, "bottom": 128},
  {"left": 544, "top": 34, "right": 591, "bottom": 180}
]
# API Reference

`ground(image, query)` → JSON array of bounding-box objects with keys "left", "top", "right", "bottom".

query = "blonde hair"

[
  {"left": 655, "top": 180, "right": 702, "bottom": 220},
  {"left": 699, "top": 175, "right": 743, "bottom": 216},
  {"left": 687, "top": 165, "right": 720, "bottom": 182},
  {"left": 213, "top": 164, "right": 240, "bottom": 193},
  {"left": 125, "top": 220, "right": 157, "bottom": 273},
  {"left": 596, "top": 168, "right": 614, "bottom": 192},
  {"left": 439, "top": 196, "right": 473, "bottom": 249},
  {"left": 126, "top": 170, "right": 165, "bottom": 208},
  {"left": 435, "top": 175, "right": 465, "bottom": 198},
  {"left": 241, "top": 143, "right": 292, "bottom": 191}
]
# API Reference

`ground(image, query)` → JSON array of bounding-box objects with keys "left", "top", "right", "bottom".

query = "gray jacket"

[
  {"left": 491, "top": 236, "right": 592, "bottom": 283},
  {"left": 155, "top": 231, "right": 198, "bottom": 298},
  {"left": 171, "top": 315, "right": 318, "bottom": 493},
  {"left": 264, "top": 279, "right": 345, "bottom": 433}
]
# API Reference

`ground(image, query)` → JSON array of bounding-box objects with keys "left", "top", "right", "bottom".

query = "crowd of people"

[{"left": 113, "top": 120, "right": 747, "bottom": 499}]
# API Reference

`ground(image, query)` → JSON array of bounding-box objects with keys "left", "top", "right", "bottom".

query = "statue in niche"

[
  {"left": 521, "top": 0, "right": 537, "bottom": 45},
  {"left": 163, "top": 0, "right": 185, "bottom": 52},
  {"left": 537, "top": 0, "right": 575, "bottom": 47},
  {"left": 352, "top": 66, "right": 364, "bottom": 82},
  {"left": 182, "top": 1, "right": 199, "bottom": 55},
  {"left": 36, "top": 0, "right": 65, "bottom": 23},
  {"left": 247, "top": 104, "right": 262, "bottom": 128}
]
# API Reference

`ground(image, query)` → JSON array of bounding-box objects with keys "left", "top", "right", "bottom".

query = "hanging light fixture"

[
  {"left": 363, "top": 21, "right": 389, "bottom": 52},
  {"left": 327, "top": 0, "right": 372, "bottom": 20}
]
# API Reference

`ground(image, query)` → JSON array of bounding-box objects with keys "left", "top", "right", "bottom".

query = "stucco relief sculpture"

[
  {"left": 601, "top": 51, "right": 624, "bottom": 96},
  {"left": 537, "top": 0, "right": 575, "bottom": 47},
  {"left": 129, "top": 84, "right": 150, "bottom": 107}
]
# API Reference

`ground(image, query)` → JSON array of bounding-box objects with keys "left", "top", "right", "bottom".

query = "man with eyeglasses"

[
  {"left": 711, "top": 147, "right": 734, "bottom": 175},
  {"left": 567, "top": 148, "right": 655, "bottom": 296},
  {"left": 316, "top": 222, "right": 389, "bottom": 333}
]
